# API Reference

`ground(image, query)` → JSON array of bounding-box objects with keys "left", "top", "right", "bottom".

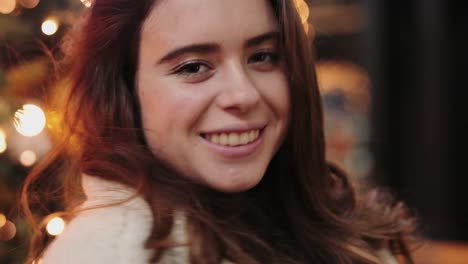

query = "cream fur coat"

[
  {"left": 41, "top": 175, "right": 192, "bottom": 264},
  {"left": 41, "top": 175, "right": 397, "bottom": 264}
]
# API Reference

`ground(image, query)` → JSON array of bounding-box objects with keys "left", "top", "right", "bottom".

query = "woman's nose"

[{"left": 215, "top": 64, "right": 260, "bottom": 114}]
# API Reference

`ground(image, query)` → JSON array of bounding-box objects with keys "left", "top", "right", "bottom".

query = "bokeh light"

[
  {"left": 0, "top": 129, "right": 7, "bottom": 154},
  {"left": 0, "top": 214, "right": 16, "bottom": 240},
  {"left": 0, "top": 0, "right": 16, "bottom": 14},
  {"left": 46, "top": 216, "right": 66, "bottom": 236},
  {"left": 19, "top": 150, "right": 37, "bottom": 167},
  {"left": 41, "top": 18, "right": 59, "bottom": 36},
  {"left": 80, "top": 0, "right": 92, "bottom": 8},
  {"left": 0, "top": 214, "right": 6, "bottom": 228},
  {"left": 296, "top": 0, "right": 310, "bottom": 24},
  {"left": 14, "top": 104, "right": 46, "bottom": 137},
  {"left": 19, "top": 0, "right": 40, "bottom": 9},
  {"left": 293, "top": 0, "right": 311, "bottom": 35}
]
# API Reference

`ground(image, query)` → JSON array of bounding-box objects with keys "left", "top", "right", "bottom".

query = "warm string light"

[
  {"left": 0, "top": 0, "right": 40, "bottom": 14},
  {"left": 0, "top": 214, "right": 16, "bottom": 240},
  {"left": 295, "top": 0, "right": 310, "bottom": 24},
  {"left": 13, "top": 104, "right": 46, "bottom": 137},
  {"left": 18, "top": 0, "right": 39, "bottom": 8},
  {"left": 19, "top": 150, "right": 37, "bottom": 167},
  {"left": 0, "top": 129, "right": 7, "bottom": 154},
  {"left": 32, "top": 258, "right": 42, "bottom": 264},
  {"left": 0, "top": 0, "right": 16, "bottom": 14},
  {"left": 80, "top": 0, "right": 92, "bottom": 8},
  {"left": 293, "top": 0, "right": 312, "bottom": 35},
  {"left": 41, "top": 18, "right": 59, "bottom": 36},
  {"left": 0, "top": 214, "right": 6, "bottom": 228},
  {"left": 46, "top": 216, "right": 66, "bottom": 236}
]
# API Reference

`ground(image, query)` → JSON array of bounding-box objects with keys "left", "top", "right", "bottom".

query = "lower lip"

[{"left": 200, "top": 129, "right": 264, "bottom": 158}]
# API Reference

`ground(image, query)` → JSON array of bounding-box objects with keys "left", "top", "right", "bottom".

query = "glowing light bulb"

[
  {"left": 0, "top": 214, "right": 6, "bottom": 228},
  {"left": 19, "top": 150, "right": 37, "bottom": 167},
  {"left": 297, "top": 0, "right": 310, "bottom": 24},
  {"left": 41, "top": 18, "right": 59, "bottom": 36},
  {"left": 0, "top": 142, "right": 6, "bottom": 154},
  {"left": 46, "top": 217, "right": 65, "bottom": 236},
  {"left": 80, "top": 0, "right": 92, "bottom": 8},
  {"left": 14, "top": 104, "right": 46, "bottom": 137},
  {"left": 0, "top": 213, "right": 16, "bottom": 240},
  {"left": 0, "top": 129, "right": 7, "bottom": 154},
  {"left": 0, "top": 0, "right": 16, "bottom": 14},
  {"left": 19, "top": 0, "right": 39, "bottom": 8}
]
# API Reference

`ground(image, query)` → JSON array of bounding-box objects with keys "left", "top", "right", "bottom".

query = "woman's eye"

[
  {"left": 248, "top": 51, "right": 279, "bottom": 65},
  {"left": 174, "top": 61, "right": 211, "bottom": 77}
]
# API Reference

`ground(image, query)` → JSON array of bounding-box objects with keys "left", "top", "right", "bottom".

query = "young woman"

[{"left": 21, "top": 0, "right": 416, "bottom": 263}]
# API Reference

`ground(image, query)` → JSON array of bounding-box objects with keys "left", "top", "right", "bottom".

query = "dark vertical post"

[{"left": 364, "top": 0, "right": 467, "bottom": 240}]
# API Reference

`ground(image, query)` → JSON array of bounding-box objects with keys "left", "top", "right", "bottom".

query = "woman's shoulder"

[{"left": 41, "top": 175, "right": 154, "bottom": 264}]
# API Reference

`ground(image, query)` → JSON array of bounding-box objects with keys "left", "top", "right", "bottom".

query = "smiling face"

[{"left": 136, "top": 0, "right": 290, "bottom": 192}]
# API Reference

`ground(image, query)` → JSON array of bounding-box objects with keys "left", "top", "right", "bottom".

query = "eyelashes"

[
  {"left": 248, "top": 50, "right": 279, "bottom": 65},
  {"left": 171, "top": 50, "right": 280, "bottom": 82},
  {"left": 173, "top": 60, "right": 212, "bottom": 78}
]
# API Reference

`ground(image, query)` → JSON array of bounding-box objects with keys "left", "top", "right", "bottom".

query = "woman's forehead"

[{"left": 141, "top": 0, "right": 277, "bottom": 46}]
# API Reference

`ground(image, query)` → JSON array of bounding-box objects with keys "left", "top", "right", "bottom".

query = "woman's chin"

[{"left": 204, "top": 173, "right": 264, "bottom": 193}]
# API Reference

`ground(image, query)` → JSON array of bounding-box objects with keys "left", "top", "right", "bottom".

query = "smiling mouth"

[{"left": 201, "top": 129, "right": 262, "bottom": 147}]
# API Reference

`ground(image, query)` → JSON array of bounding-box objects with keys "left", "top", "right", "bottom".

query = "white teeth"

[
  {"left": 249, "top": 130, "right": 255, "bottom": 141},
  {"left": 219, "top": 133, "right": 228, "bottom": 145},
  {"left": 228, "top": 133, "right": 239, "bottom": 146},
  {"left": 205, "top": 129, "right": 260, "bottom": 146},
  {"left": 211, "top": 134, "right": 219, "bottom": 144},
  {"left": 239, "top": 132, "right": 249, "bottom": 144}
]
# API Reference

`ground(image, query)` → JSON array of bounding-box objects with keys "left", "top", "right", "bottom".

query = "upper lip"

[{"left": 200, "top": 123, "right": 266, "bottom": 135}]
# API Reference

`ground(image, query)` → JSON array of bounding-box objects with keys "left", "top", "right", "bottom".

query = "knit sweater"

[{"left": 41, "top": 175, "right": 397, "bottom": 264}]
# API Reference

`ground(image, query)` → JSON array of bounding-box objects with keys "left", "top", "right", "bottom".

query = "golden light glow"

[
  {"left": 14, "top": 104, "right": 46, "bottom": 137},
  {"left": 0, "top": 129, "right": 7, "bottom": 154},
  {"left": 0, "top": 213, "right": 6, "bottom": 228},
  {"left": 19, "top": 150, "right": 37, "bottom": 167},
  {"left": 19, "top": 0, "right": 40, "bottom": 8},
  {"left": 0, "top": 144, "right": 5, "bottom": 154},
  {"left": 32, "top": 258, "right": 42, "bottom": 264},
  {"left": 293, "top": 0, "right": 311, "bottom": 34},
  {"left": 46, "top": 216, "right": 66, "bottom": 236},
  {"left": 80, "top": 0, "right": 92, "bottom": 8},
  {"left": 41, "top": 18, "right": 59, "bottom": 36},
  {"left": 297, "top": 1, "right": 310, "bottom": 24},
  {"left": 0, "top": 0, "right": 16, "bottom": 14}
]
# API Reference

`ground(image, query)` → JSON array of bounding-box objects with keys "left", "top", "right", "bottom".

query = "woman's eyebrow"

[
  {"left": 157, "top": 44, "right": 219, "bottom": 65},
  {"left": 156, "top": 30, "right": 279, "bottom": 65},
  {"left": 245, "top": 30, "right": 279, "bottom": 48}
]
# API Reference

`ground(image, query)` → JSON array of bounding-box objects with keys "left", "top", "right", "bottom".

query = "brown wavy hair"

[{"left": 21, "top": 0, "right": 417, "bottom": 263}]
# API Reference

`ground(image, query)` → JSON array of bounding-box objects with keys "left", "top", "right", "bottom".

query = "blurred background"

[{"left": 0, "top": 0, "right": 466, "bottom": 263}]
